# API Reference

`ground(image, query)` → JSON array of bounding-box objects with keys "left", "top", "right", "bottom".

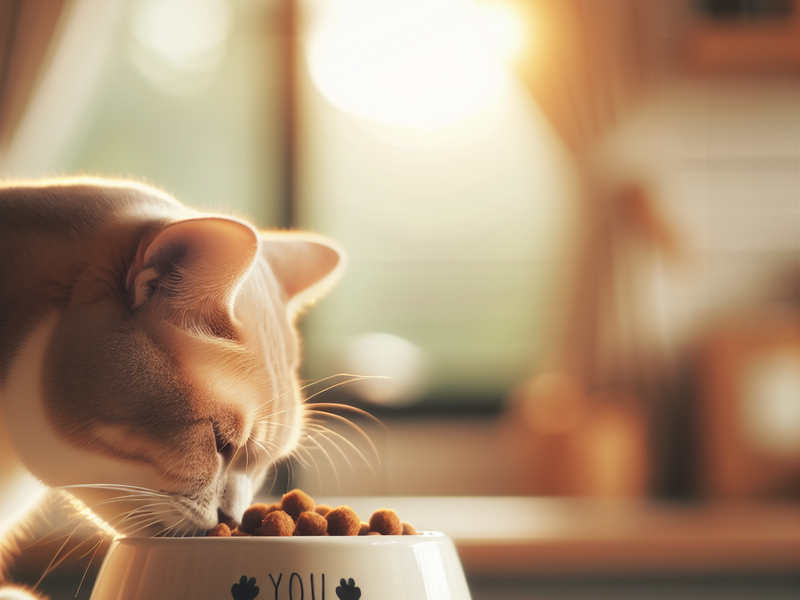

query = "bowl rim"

[{"left": 110, "top": 531, "right": 446, "bottom": 548}]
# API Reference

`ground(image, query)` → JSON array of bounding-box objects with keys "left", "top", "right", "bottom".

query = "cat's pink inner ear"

[
  {"left": 262, "top": 234, "right": 344, "bottom": 305},
  {"left": 125, "top": 230, "right": 158, "bottom": 293},
  {"left": 128, "top": 217, "right": 259, "bottom": 311}
]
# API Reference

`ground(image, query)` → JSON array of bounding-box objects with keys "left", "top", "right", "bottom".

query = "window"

[{"left": 57, "top": 0, "right": 577, "bottom": 411}]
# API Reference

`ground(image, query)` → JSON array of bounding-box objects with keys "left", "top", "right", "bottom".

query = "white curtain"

[{"left": 0, "top": 0, "right": 127, "bottom": 177}]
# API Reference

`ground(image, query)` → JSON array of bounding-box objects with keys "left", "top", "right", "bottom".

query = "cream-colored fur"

[{"left": 0, "top": 178, "right": 343, "bottom": 596}]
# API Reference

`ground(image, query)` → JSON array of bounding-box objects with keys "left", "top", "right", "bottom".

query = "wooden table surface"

[{"left": 323, "top": 497, "right": 800, "bottom": 577}]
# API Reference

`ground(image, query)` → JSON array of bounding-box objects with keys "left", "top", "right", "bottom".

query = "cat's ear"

[
  {"left": 126, "top": 217, "right": 259, "bottom": 333},
  {"left": 261, "top": 232, "right": 344, "bottom": 314}
]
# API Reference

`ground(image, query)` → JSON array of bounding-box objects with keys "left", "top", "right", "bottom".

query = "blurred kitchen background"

[{"left": 2, "top": 0, "right": 799, "bottom": 598}]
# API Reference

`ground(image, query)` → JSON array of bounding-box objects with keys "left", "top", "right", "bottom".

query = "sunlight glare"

[
  {"left": 306, "top": 0, "right": 520, "bottom": 130},
  {"left": 478, "top": 0, "right": 527, "bottom": 63},
  {"left": 128, "top": 0, "right": 232, "bottom": 94}
]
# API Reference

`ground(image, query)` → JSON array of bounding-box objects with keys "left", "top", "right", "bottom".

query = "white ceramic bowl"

[{"left": 89, "top": 532, "right": 471, "bottom": 600}]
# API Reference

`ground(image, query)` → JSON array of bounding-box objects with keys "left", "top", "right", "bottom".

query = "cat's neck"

[
  {"left": 0, "top": 399, "right": 24, "bottom": 480},
  {"left": 0, "top": 391, "right": 46, "bottom": 537},
  {"left": 0, "top": 313, "right": 51, "bottom": 528}
]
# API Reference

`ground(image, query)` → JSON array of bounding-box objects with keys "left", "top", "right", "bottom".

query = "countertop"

[{"left": 322, "top": 497, "right": 800, "bottom": 576}]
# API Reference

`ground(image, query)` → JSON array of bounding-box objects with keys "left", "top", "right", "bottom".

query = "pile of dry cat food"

[{"left": 208, "top": 489, "right": 418, "bottom": 537}]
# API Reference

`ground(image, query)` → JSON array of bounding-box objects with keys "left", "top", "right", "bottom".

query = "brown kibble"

[
  {"left": 205, "top": 490, "right": 418, "bottom": 538},
  {"left": 402, "top": 522, "right": 418, "bottom": 535},
  {"left": 240, "top": 504, "right": 271, "bottom": 534},
  {"left": 255, "top": 510, "right": 295, "bottom": 536},
  {"left": 281, "top": 489, "right": 316, "bottom": 520},
  {"left": 294, "top": 511, "right": 328, "bottom": 536},
  {"left": 314, "top": 504, "right": 332, "bottom": 517},
  {"left": 326, "top": 505, "right": 360, "bottom": 536},
  {"left": 369, "top": 508, "right": 403, "bottom": 536},
  {"left": 208, "top": 523, "right": 231, "bottom": 537}
]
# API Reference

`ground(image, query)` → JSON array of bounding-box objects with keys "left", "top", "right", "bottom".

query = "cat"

[{"left": 0, "top": 178, "right": 343, "bottom": 597}]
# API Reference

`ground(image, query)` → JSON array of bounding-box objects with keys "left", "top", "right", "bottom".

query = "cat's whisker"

[
  {"left": 254, "top": 437, "right": 283, "bottom": 458},
  {"left": 285, "top": 454, "right": 296, "bottom": 491},
  {"left": 248, "top": 385, "right": 292, "bottom": 418},
  {"left": 57, "top": 483, "right": 171, "bottom": 498},
  {"left": 285, "top": 439, "right": 316, "bottom": 471},
  {"left": 169, "top": 517, "right": 191, "bottom": 538},
  {"left": 302, "top": 375, "right": 390, "bottom": 405},
  {"left": 261, "top": 438, "right": 310, "bottom": 491},
  {"left": 256, "top": 433, "right": 296, "bottom": 496},
  {"left": 82, "top": 496, "right": 175, "bottom": 524},
  {"left": 299, "top": 435, "right": 326, "bottom": 492},
  {"left": 248, "top": 380, "right": 308, "bottom": 420},
  {"left": 35, "top": 495, "right": 172, "bottom": 543},
  {"left": 77, "top": 430, "right": 105, "bottom": 453},
  {"left": 23, "top": 506, "right": 101, "bottom": 550},
  {"left": 297, "top": 431, "right": 339, "bottom": 490},
  {"left": 104, "top": 501, "right": 178, "bottom": 538},
  {"left": 116, "top": 517, "right": 163, "bottom": 538},
  {"left": 267, "top": 414, "right": 378, "bottom": 481},
  {"left": 254, "top": 397, "right": 383, "bottom": 469},
  {"left": 154, "top": 515, "right": 186, "bottom": 538},
  {"left": 76, "top": 533, "right": 110, "bottom": 597},
  {"left": 112, "top": 504, "right": 181, "bottom": 537},
  {"left": 23, "top": 491, "right": 119, "bottom": 571},
  {"left": 250, "top": 374, "right": 385, "bottom": 422},
  {"left": 56, "top": 472, "right": 241, "bottom": 538},
  {"left": 299, "top": 425, "right": 348, "bottom": 466},
  {"left": 302, "top": 416, "right": 379, "bottom": 472},
  {"left": 84, "top": 494, "right": 172, "bottom": 511},
  {"left": 247, "top": 438, "right": 271, "bottom": 458},
  {"left": 252, "top": 404, "right": 300, "bottom": 424},
  {"left": 74, "top": 531, "right": 108, "bottom": 562},
  {"left": 223, "top": 443, "right": 244, "bottom": 478},
  {"left": 302, "top": 425, "right": 361, "bottom": 476},
  {"left": 33, "top": 525, "right": 109, "bottom": 598},
  {"left": 34, "top": 516, "right": 92, "bottom": 591},
  {"left": 115, "top": 501, "right": 175, "bottom": 518},
  {"left": 305, "top": 402, "right": 388, "bottom": 430},
  {"left": 249, "top": 398, "right": 277, "bottom": 421},
  {"left": 52, "top": 530, "right": 110, "bottom": 600},
  {"left": 266, "top": 460, "right": 285, "bottom": 496},
  {"left": 129, "top": 511, "right": 182, "bottom": 535},
  {"left": 259, "top": 443, "right": 291, "bottom": 497},
  {"left": 298, "top": 373, "right": 377, "bottom": 393},
  {"left": 252, "top": 375, "right": 385, "bottom": 424},
  {"left": 248, "top": 373, "right": 363, "bottom": 420},
  {"left": 303, "top": 408, "right": 382, "bottom": 465}
]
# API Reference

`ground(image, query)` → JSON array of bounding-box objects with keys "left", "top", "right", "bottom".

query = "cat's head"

[{"left": 7, "top": 202, "right": 342, "bottom": 536}]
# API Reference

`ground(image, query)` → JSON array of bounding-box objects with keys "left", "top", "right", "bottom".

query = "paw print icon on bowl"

[
  {"left": 336, "top": 577, "right": 361, "bottom": 600},
  {"left": 231, "top": 576, "right": 260, "bottom": 600}
]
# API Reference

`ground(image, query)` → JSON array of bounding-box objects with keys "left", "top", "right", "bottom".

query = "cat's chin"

[{"left": 129, "top": 474, "right": 255, "bottom": 538}]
